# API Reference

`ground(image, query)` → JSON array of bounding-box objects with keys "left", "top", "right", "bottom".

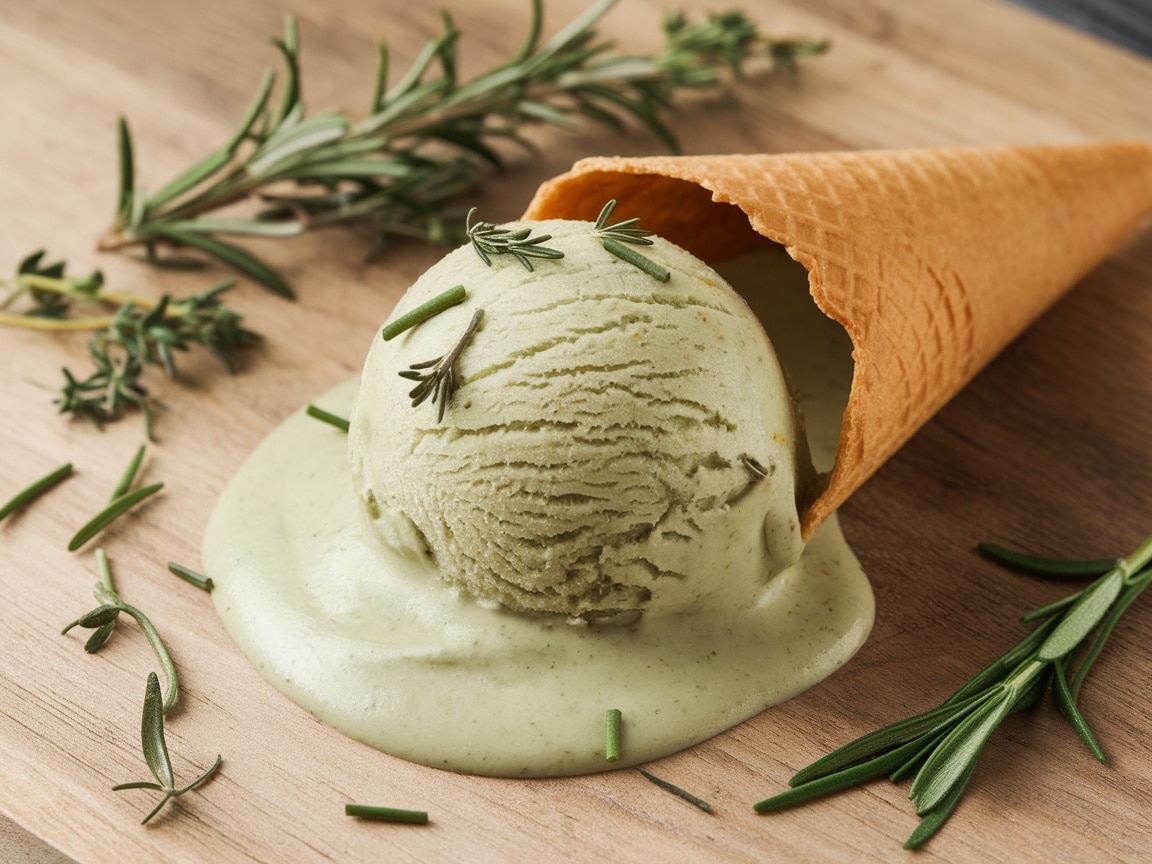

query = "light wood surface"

[{"left": 2, "top": 1, "right": 1151, "bottom": 862}]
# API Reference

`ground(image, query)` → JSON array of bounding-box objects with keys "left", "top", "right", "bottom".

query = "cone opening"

[{"left": 524, "top": 169, "right": 856, "bottom": 534}]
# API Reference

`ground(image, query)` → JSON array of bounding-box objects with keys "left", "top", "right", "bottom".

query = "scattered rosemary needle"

[
  {"left": 112, "top": 672, "right": 221, "bottom": 825},
  {"left": 109, "top": 444, "right": 147, "bottom": 502},
  {"left": 381, "top": 284, "right": 467, "bottom": 341},
  {"left": 68, "top": 482, "right": 163, "bottom": 551},
  {"left": 97, "top": 1, "right": 825, "bottom": 291},
  {"left": 637, "top": 768, "right": 713, "bottom": 813},
  {"left": 399, "top": 307, "right": 484, "bottom": 422},
  {"left": 605, "top": 708, "right": 623, "bottom": 762},
  {"left": 592, "top": 200, "right": 670, "bottom": 281},
  {"left": 62, "top": 548, "right": 180, "bottom": 713},
  {"left": 168, "top": 562, "right": 214, "bottom": 592},
  {"left": 305, "top": 404, "right": 351, "bottom": 432},
  {"left": 753, "top": 532, "right": 1152, "bottom": 849},
  {"left": 466, "top": 209, "right": 564, "bottom": 271},
  {"left": 345, "top": 804, "right": 429, "bottom": 824},
  {"left": 0, "top": 462, "right": 73, "bottom": 522}
]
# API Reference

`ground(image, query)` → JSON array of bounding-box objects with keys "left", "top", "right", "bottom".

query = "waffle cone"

[{"left": 523, "top": 142, "right": 1152, "bottom": 536}]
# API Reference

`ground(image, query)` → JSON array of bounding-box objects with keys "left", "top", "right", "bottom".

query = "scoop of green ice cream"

[{"left": 348, "top": 218, "right": 809, "bottom": 622}]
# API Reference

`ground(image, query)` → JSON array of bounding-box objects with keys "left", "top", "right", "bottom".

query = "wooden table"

[{"left": 2, "top": 1, "right": 1151, "bottom": 861}]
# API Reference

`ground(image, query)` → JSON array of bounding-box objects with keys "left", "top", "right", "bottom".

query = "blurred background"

[{"left": 1011, "top": 0, "right": 1152, "bottom": 56}]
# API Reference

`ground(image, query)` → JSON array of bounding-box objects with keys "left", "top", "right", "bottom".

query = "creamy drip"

[{"left": 204, "top": 248, "right": 873, "bottom": 777}]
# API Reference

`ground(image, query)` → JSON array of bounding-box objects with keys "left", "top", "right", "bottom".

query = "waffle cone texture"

[{"left": 523, "top": 142, "right": 1152, "bottom": 536}]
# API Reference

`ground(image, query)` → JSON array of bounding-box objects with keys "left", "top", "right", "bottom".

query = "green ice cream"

[{"left": 349, "top": 218, "right": 811, "bottom": 622}]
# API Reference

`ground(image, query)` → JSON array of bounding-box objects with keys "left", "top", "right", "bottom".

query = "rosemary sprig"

[
  {"left": 753, "top": 533, "right": 1152, "bottom": 849},
  {"left": 112, "top": 672, "right": 221, "bottom": 824},
  {"left": 605, "top": 708, "right": 623, "bottom": 762},
  {"left": 399, "top": 308, "right": 484, "bottom": 422},
  {"left": 305, "top": 404, "right": 351, "bottom": 432},
  {"left": 62, "top": 548, "right": 180, "bottom": 714},
  {"left": 0, "top": 463, "right": 73, "bottom": 522},
  {"left": 345, "top": 804, "right": 429, "bottom": 824},
  {"left": 592, "top": 200, "right": 669, "bottom": 281},
  {"left": 97, "top": 1, "right": 824, "bottom": 291},
  {"left": 466, "top": 209, "right": 564, "bottom": 271}
]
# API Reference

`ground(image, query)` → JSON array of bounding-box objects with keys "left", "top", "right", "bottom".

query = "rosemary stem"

[
  {"left": 95, "top": 548, "right": 180, "bottom": 713},
  {"left": 381, "top": 284, "right": 466, "bottom": 341},
  {"left": 0, "top": 313, "right": 118, "bottom": 332}
]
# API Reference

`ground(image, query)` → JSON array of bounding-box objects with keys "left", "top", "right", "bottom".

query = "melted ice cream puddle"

[{"left": 204, "top": 236, "right": 871, "bottom": 777}]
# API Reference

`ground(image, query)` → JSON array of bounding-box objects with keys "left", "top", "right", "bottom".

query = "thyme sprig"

[
  {"left": 754, "top": 533, "right": 1152, "bottom": 849},
  {"left": 399, "top": 308, "right": 484, "bottom": 422},
  {"left": 97, "top": 1, "right": 824, "bottom": 292},
  {"left": 2, "top": 252, "right": 259, "bottom": 439},
  {"left": 466, "top": 209, "right": 564, "bottom": 271},
  {"left": 112, "top": 672, "right": 221, "bottom": 824},
  {"left": 62, "top": 548, "right": 180, "bottom": 714}
]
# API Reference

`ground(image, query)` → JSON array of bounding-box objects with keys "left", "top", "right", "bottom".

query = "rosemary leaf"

[
  {"left": 141, "top": 672, "right": 175, "bottom": 791},
  {"left": 345, "top": 804, "right": 429, "bottom": 824},
  {"left": 0, "top": 462, "right": 73, "bottom": 522},
  {"left": 150, "top": 228, "right": 293, "bottom": 298},
  {"left": 67, "top": 482, "right": 163, "bottom": 551},
  {"left": 113, "top": 673, "right": 221, "bottom": 824},
  {"left": 978, "top": 542, "right": 1119, "bottom": 578},
  {"left": 1051, "top": 657, "right": 1105, "bottom": 762},
  {"left": 903, "top": 760, "right": 977, "bottom": 850},
  {"left": 600, "top": 238, "right": 670, "bottom": 282},
  {"left": 636, "top": 768, "right": 712, "bottom": 813},
  {"left": 109, "top": 444, "right": 147, "bottom": 502},
  {"left": 605, "top": 708, "right": 623, "bottom": 762},
  {"left": 116, "top": 117, "right": 135, "bottom": 223},
  {"left": 381, "top": 284, "right": 466, "bottom": 341},
  {"left": 168, "top": 562, "right": 214, "bottom": 592},
  {"left": 1037, "top": 568, "right": 1124, "bottom": 661},
  {"left": 305, "top": 404, "right": 351, "bottom": 432}
]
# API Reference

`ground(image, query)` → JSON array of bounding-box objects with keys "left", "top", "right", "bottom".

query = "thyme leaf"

[{"left": 753, "top": 532, "right": 1152, "bottom": 849}]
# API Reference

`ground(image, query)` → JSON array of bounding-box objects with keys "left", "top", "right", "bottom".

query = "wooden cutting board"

[{"left": 2, "top": 1, "right": 1151, "bottom": 861}]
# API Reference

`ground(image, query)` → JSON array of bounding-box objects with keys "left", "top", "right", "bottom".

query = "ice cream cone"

[{"left": 523, "top": 142, "right": 1152, "bottom": 536}]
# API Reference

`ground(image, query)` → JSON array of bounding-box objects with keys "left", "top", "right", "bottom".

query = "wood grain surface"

[{"left": 2, "top": 1, "right": 1151, "bottom": 862}]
